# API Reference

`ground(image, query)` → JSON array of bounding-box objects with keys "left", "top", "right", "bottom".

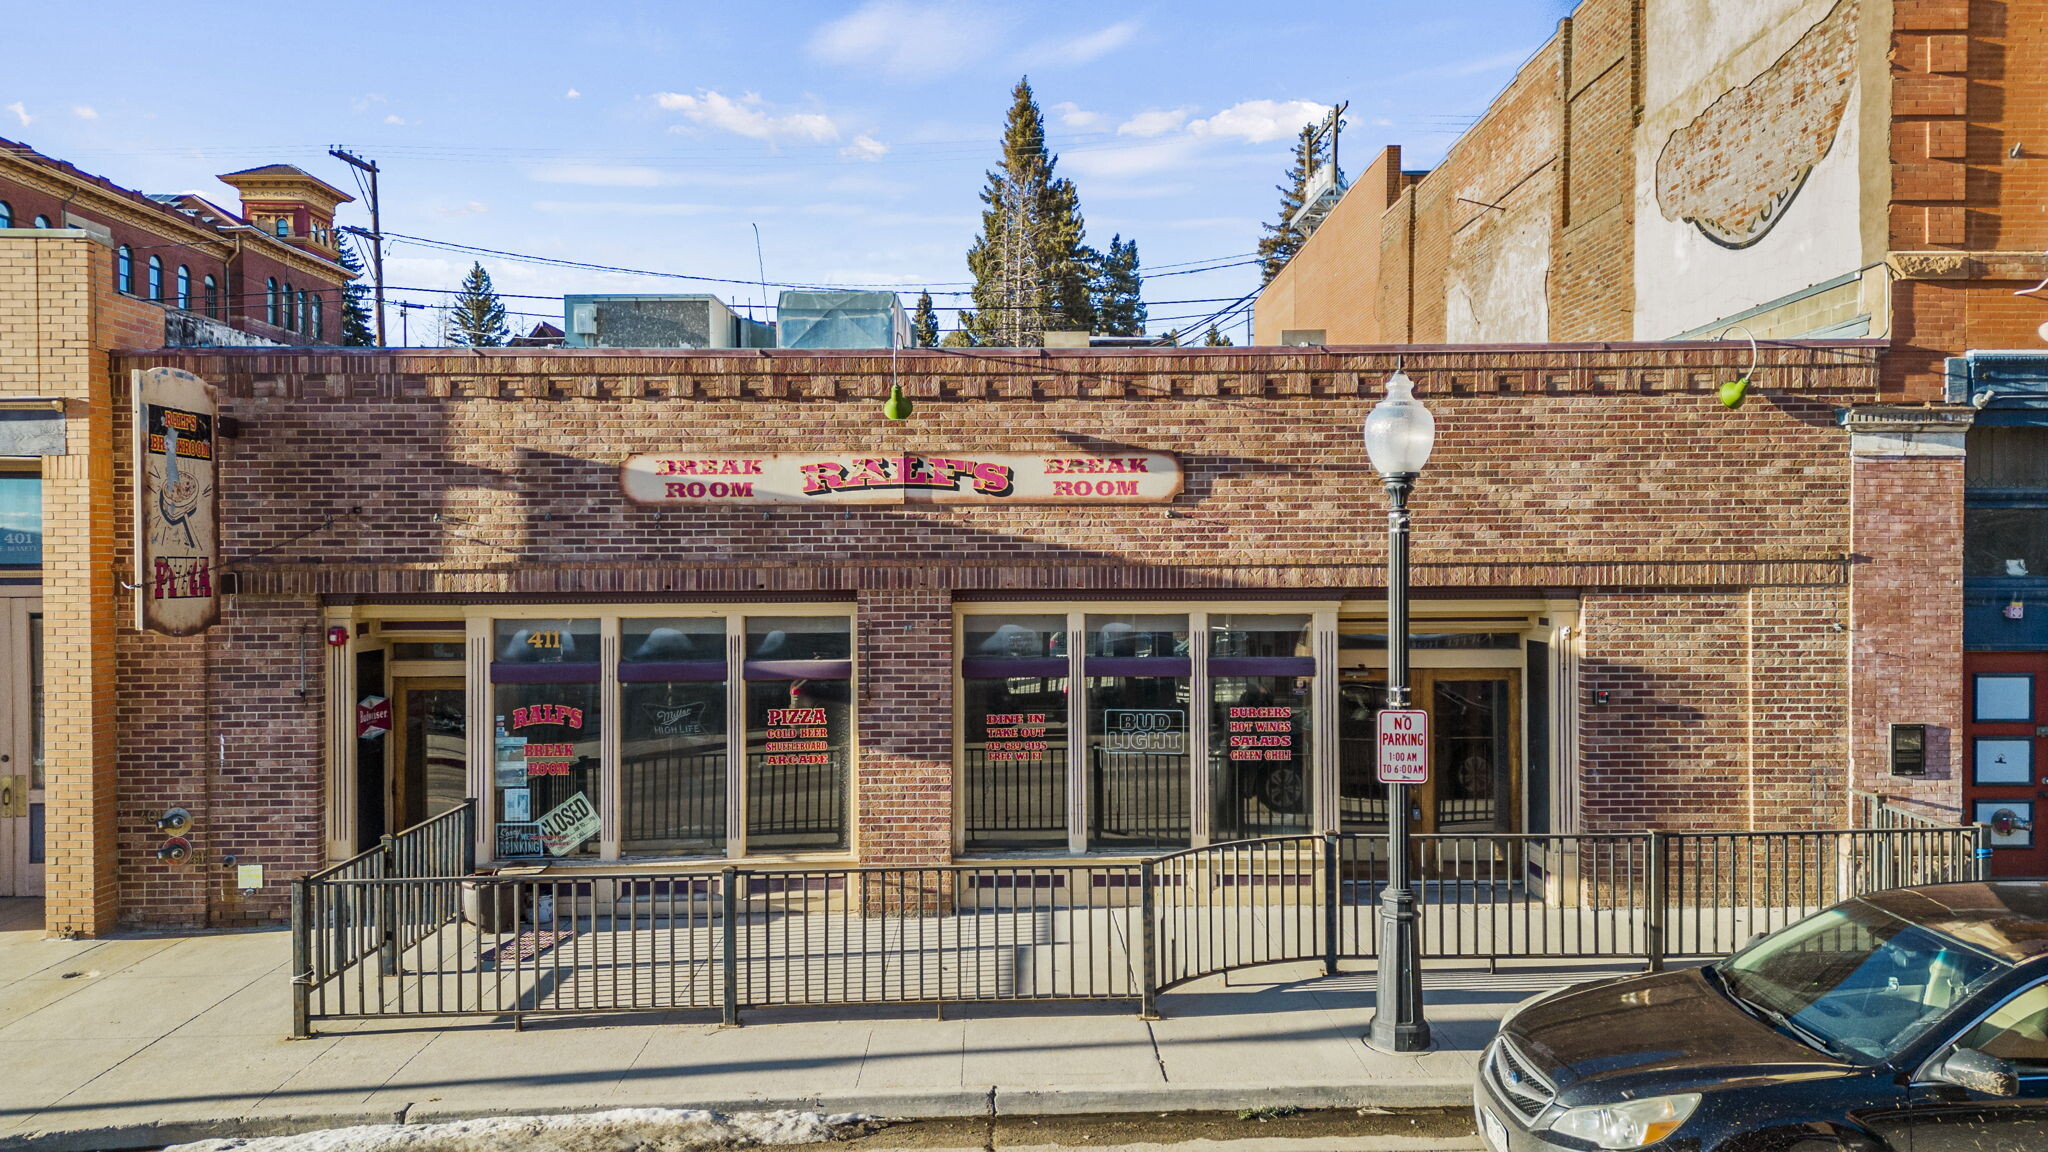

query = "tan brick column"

[
  {"left": 1846, "top": 407, "right": 1973, "bottom": 820},
  {"left": 0, "top": 233, "right": 124, "bottom": 935}
]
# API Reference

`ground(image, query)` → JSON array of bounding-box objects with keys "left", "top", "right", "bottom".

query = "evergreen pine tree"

[
  {"left": 1160, "top": 328, "right": 1181, "bottom": 346},
  {"left": 964, "top": 77, "right": 1096, "bottom": 346},
  {"left": 337, "top": 238, "right": 376, "bottom": 346},
  {"left": 1091, "top": 235, "right": 1146, "bottom": 337},
  {"left": 1257, "top": 124, "right": 1321, "bottom": 283},
  {"left": 911, "top": 291, "right": 940, "bottom": 348},
  {"left": 444, "top": 261, "right": 509, "bottom": 347},
  {"left": 1203, "top": 324, "right": 1233, "bottom": 347}
]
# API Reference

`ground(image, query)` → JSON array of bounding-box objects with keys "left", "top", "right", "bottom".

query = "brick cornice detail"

[
  {"left": 113, "top": 343, "right": 1883, "bottom": 403},
  {"left": 229, "top": 556, "right": 1854, "bottom": 598},
  {"left": 1888, "top": 251, "right": 2048, "bottom": 282}
]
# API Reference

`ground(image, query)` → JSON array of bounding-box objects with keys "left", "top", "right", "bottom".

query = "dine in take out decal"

[{"left": 621, "top": 452, "right": 1182, "bottom": 505}]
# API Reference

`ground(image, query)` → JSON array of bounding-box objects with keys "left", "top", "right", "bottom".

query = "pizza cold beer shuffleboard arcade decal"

[
  {"left": 133, "top": 367, "right": 221, "bottom": 636},
  {"left": 621, "top": 452, "right": 1182, "bottom": 505}
]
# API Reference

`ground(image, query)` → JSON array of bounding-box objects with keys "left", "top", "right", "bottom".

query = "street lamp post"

[{"left": 1364, "top": 368, "right": 1434, "bottom": 1054}]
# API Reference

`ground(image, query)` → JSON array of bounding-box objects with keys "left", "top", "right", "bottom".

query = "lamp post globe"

[
  {"left": 1363, "top": 369, "right": 1435, "bottom": 479},
  {"left": 1366, "top": 367, "right": 1433, "bottom": 1054}
]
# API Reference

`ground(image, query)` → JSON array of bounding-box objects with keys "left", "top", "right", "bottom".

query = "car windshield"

[{"left": 1715, "top": 899, "right": 2008, "bottom": 1063}]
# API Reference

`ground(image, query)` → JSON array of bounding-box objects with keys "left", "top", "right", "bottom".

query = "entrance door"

[
  {"left": 1964, "top": 653, "right": 2048, "bottom": 878},
  {"left": 0, "top": 599, "right": 43, "bottom": 897},
  {"left": 388, "top": 678, "right": 467, "bottom": 835},
  {"left": 1338, "top": 669, "right": 1521, "bottom": 835}
]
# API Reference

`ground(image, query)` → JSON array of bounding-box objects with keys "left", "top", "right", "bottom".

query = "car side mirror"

[{"left": 1929, "top": 1047, "right": 2019, "bottom": 1098}]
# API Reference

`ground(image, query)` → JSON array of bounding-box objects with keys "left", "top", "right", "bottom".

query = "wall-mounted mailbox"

[{"left": 1891, "top": 723, "right": 1928, "bottom": 777}]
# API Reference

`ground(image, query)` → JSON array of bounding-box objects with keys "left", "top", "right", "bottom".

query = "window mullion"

[
  {"left": 599, "top": 617, "right": 621, "bottom": 861},
  {"left": 727, "top": 616, "right": 746, "bottom": 858},
  {"left": 1067, "top": 612, "right": 1087, "bottom": 856},
  {"left": 1190, "top": 612, "right": 1211, "bottom": 847},
  {"left": 1313, "top": 608, "right": 1340, "bottom": 835}
]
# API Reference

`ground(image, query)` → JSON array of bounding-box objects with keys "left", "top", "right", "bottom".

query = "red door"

[{"left": 1964, "top": 653, "right": 2048, "bottom": 878}]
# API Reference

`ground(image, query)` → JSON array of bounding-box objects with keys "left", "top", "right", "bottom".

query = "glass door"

[
  {"left": 391, "top": 678, "right": 468, "bottom": 834},
  {"left": 1337, "top": 669, "right": 1520, "bottom": 835},
  {"left": 1964, "top": 654, "right": 2048, "bottom": 878},
  {"left": 0, "top": 598, "right": 42, "bottom": 898}
]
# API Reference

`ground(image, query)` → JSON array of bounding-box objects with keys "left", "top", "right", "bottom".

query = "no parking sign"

[{"left": 1376, "top": 709, "right": 1429, "bottom": 784}]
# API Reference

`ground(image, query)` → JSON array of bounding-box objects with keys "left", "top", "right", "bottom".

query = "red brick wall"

[
  {"left": 1849, "top": 451, "right": 1966, "bottom": 818},
  {"left": 96, "top": 345, "right": 1904, "bottom": 925}
]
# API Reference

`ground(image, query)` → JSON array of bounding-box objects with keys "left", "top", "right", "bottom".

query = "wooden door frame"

[
  {"left": 0, "top": 594, "right": 39, "bottom": 897},
  {"left": 388, "top": 676, "right": 464, "bottom": 837},
  {"left": 1962, "top": 652, "right": 2048, "bottom": 878},
  {"left": 1414, "top": 668, "right": 1522, "bottom": 835}
]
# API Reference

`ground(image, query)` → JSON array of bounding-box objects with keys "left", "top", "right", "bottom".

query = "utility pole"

[{"left": 329, "top": 148, "right": 386, "bottom": 345}]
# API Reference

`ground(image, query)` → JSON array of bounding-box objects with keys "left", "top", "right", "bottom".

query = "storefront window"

[
  {"left": 962, "top": 614, "right": 1069, "bottom": 851},
  {"left": 0, "top": 474, "right": 42, "bottom": 566},
  {"left": 621, "top": 618, "right": 727, "bottom": 855},
  {"left": 745, "top": 616, "right": 851, "bottom": 853},
  {"left": 491, "top": 619, "right": 602, "bottom": 858},
  {"left": 1086, "top": 614, "right": 1190, "bottom": 850},
  {"left": 1209, "top": 615, "right": 1312, "bottom": 839}
]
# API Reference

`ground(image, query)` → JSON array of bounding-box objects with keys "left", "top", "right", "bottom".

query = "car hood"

[{"left": 1504, "top": 968, "right": 1859, "bottom": 1100}]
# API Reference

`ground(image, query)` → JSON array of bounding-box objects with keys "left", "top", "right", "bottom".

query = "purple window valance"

[
  {"left": 1084, "top": 656, "right": 1193, "bottom": 677},
  {"left": 960, "top": 657, "right": 1069, "bottom": 678},
  {"left": 1208, "top": 657, "right": 1316, "bottom": 677},
  {"left": 743, "top": 659, "right": 854, "bottom": 681},
  {"left": 490, "top": 662, "right": 601, "bottom": 684},
  {"left": 618, "top": 661, "right": 728, "bottom": 683}
]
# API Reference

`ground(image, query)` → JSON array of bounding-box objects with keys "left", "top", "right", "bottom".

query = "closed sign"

[{"left": 1377, "top": 709, "right": 1429, "bottom": 784}]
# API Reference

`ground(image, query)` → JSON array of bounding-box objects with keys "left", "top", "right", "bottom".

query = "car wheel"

[{"left": 1257, "top": 765, "right": 1305, "bottom": 813}]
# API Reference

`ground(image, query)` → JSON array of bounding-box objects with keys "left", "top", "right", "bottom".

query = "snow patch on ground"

[{"left": 164, "top": 1109, "right": 872, "bottom": 1152}]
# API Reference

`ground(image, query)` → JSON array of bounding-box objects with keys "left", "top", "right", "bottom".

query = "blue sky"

[{"left": 2, "top": 0, "right": 1575, "bottom": 342}]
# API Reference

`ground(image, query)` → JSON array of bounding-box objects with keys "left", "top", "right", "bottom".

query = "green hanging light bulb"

[
  {"left": 1717, "top": 376, "right": 1750, "bottom": 410},
  {"left": 883, "top": 380, "right": 913, "bottom": 421}
]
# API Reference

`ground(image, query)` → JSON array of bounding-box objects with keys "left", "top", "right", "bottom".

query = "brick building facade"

[{"left": 0, "top": 336, "right": 1971, "bottom": 934}]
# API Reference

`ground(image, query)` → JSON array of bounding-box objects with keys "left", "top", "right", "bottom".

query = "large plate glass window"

[
  {"left": 745, "top": 616, "right": 851, "bottom": 853},
  {"left": 961, "top": 614, "right": 1069, "bottom": 851},
  {"left": 491, "top": 619, "right": 602, "bottom": 858},
  {"left": 1086, "top": 614, "right": 1190, "bottom": 851},
  {"left": 1209, "top": 615, "right": 1313, "bottom": 839},
  {"left": 621, "top": 618, "right": 728, "bottom": 856}
]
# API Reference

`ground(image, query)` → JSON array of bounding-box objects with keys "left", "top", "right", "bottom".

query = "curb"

[{"left": 0, "top": 1080, "right": 1475, "bottom": 1151}]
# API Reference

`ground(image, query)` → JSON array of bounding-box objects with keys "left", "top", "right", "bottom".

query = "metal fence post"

[
  {"left": 290, "top": 876, "right": 314, "bottom": 1039},
  {"left": 1139, "top": 859, "right": 1159, "bottom": 1020},
  {"left": 1645, "top": 831, "right": 1667, "bottom": 973},
  {"left": 721, "top": 866, "right": 742, "bottom": 1027},
  {"left": 1322, "top": 832, "right": 1339, "bottom": 978},
  {"left": 1974, "top": 823, "right": 1994, "bottom": 882},
  {"left": 461, "top": 800, "right": 477, "bottom": 875},
  {"left": 377, "top": 834, "right": 398, "bottom": 976}
]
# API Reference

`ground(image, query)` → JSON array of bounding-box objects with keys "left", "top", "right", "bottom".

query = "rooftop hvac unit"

[
  {"left": 776, "top": 290, "right": 908, "bottom": 350},
  {"left": 560, "top": 294, "right": 741, "bottom": 349}
]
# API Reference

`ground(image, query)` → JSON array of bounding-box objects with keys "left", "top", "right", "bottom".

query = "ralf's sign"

[
  {"left": 133, "top": 367, "right": 221, "bottom": 635},
  {"left": 1376, "top": 709, "right": 1429, "bottom": 785},
  {"left": 621, "top": 452, "right": 1182, "bottom": 505}
]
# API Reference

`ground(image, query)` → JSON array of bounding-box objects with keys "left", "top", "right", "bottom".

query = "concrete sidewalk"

[{"left": 0, "top": 899, "right": 1635, "bottom": 1151}]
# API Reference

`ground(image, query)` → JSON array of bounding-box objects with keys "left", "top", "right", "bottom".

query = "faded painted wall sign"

[
  {"left": 133, "top": 367, "right": 220, "bottom": 635},
  {"left": 621, "top": 452, "right": 1182, "bottom": 505}
]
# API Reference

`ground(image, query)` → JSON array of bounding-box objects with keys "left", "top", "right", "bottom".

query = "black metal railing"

[
  {"left": 620, "top": 750, "right": 726, "bottom": 852},
  {"left": 292, "top": 818, "right": 1984, "bottom": 1036},
  {"left": 961, "top": 747, "right": 1069, "bottom": 850},
  {"left": 745, "top": 750, "right": 847, "bottom": 852}
]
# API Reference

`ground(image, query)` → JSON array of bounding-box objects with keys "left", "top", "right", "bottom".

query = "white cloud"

[
  {"left": 1188, "top": 99, "right": 1329, "bottom": 144},
  {"left": 529, "top": 162, "right": 667, "bottom": 187},
  {"left": 1117, "top": 107, "right": 1193, "bottom": 138},
  {"left": 565, "top": 88, "right": 581, "bottom": 99},
  {"left": 71, "top": 105, "right": 97, "bottom": 120},
  {"left": 808, "top": 1, "right": 1005, "bottom": 81},
  {"left": 1051, "top": 102, "right": 1104, "bottom": 130},
  {"left": 1061, "top": 137, "right": 1203, "bottom": 180},
  {"left": 530, "top": 200, "right": 728, "bottom": 217},
  {"left": 654, "top": 90, "right": 838, "bottom": 143},
  {"left": 839, "top": 134, "right": 889, "bottom": 161},
  {"left": 383, "top": 114, "right": 411, "bottom": 125},
  {"left": 5, "top": 102, "right": 29, "bottom": 126},
  {"left": 1022, "top": 20, "right": 1140, "bottom": 67}
]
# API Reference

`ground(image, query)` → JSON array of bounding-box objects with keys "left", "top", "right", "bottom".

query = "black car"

[{"left": 1474, "top": 882, "right": 2048, "bottom": 1151}]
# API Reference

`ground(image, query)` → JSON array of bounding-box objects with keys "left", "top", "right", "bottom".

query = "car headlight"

[{"left": 1545, "top": 1093, "right": 1700, "bottom": 1150}]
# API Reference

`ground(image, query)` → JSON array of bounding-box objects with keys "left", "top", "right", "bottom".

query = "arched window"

[
  {"left": 175, "top": 266, "right": 191, "bottom": 310},
  {"left": 266, "top": 278, "right": 278, "bottom": 326},
  {"left": 203, "top": 275, "right": 219, "bottom": 318},
  {"left": 297, "top": 289, "right": 309, "bottom": 335},
  {"left": 147, "top": 256, "right": 164, "bottom": 300},
  {"left": 0, "top": 202, "right": 11, "bottom": 228},
  {"left": 282, "top": 282, "right": 296, "bottom": 330},
  {"left": 32, "top": 215, "right": 49, "bottom": 228},
  {"left": 275, "top": 218, "right": 290, "bottom": 238},
  {"left": 312, "top": 295, "right": 324, "bottom": 341},
  {"left": 117, "top": 246, "right": 134, "bottom": 294}
]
